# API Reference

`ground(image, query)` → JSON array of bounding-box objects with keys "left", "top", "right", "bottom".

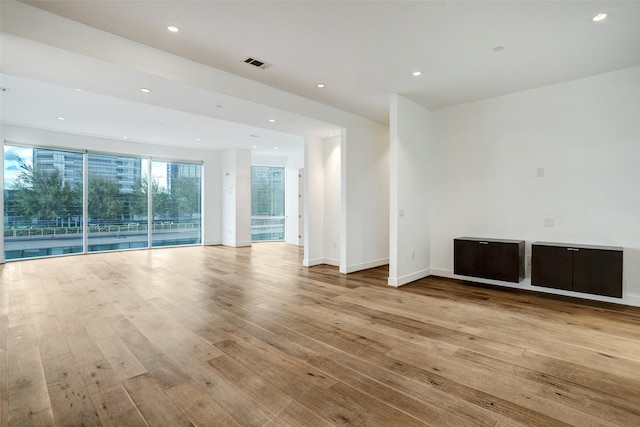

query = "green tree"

[
  {"left": 11, "top": 157, "right": 78, "bottom": 226},
  {"left": 88, "top": 176, "right": 123, "bottom": 225},
  {"left": 170, "top": 176, "right": 199, "bottom": 219},
  {"left": 130, "top": 175, "right": 168, "bottom": 220}
]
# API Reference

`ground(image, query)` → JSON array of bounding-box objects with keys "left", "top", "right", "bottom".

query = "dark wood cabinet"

[
  {"left": 454, "top": 238, "right": 525, "bottom": 283},
  {"left": 531, "top": 242, "right": 623, "bottom": 298}
]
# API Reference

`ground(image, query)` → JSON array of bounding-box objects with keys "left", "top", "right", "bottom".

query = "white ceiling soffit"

[
  {"left": 13, "top": 0, "right": 640, "bottom": 125},
  {"left": 0, "top": 73, "right": 307, "bottom": 156}
]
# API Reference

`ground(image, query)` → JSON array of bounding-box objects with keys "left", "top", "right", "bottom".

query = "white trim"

[
  {"left": 303, "top": 258, "right": 340, "bottom": 267},
  {"left": 203, "top": 240, "right": 222, "bottom": 246},
  {"left": 627, "top": 292, "right": 640, "bottom": 306},
  {"left": 222, "top": 241, "right": 251, "bottom": 248},
  {"left": 304, "top": 257, "right": 325, "bottom": 267},
  {"left": 388, "top": 268, "right": 431, "bottom": 288},
  {"left": 341, "top": 257, "right": 389, "bottom": 274}
]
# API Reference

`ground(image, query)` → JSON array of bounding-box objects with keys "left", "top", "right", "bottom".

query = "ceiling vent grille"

[{"left": 244, "top": 57, "right": 270, "bottom": 69}]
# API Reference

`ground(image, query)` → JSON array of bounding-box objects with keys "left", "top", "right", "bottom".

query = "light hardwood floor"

[{"left": 1, "top": 243, "right": 639, "bottom": 426}]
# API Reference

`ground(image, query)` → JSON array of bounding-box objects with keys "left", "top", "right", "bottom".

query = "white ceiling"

[{"left": 2, "top": 1, "right": 640, "bottom": 152}]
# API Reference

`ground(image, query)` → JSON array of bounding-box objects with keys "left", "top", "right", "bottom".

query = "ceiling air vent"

[{"left": 244, "top": 57, "right": 270, "bottom": 70}]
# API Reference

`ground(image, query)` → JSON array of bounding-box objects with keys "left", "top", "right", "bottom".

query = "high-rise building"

[{"left": 33, "top": 149, "right": 142, "bottom": 193}]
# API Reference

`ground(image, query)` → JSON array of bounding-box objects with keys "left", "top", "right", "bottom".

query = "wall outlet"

[{"left": 544, "top": 218, "right": 555, "bottom": 227}]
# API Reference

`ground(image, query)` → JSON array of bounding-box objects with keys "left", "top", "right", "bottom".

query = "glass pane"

[
  {"left": 151, "top": 161, "right": 201, "bottom": 247},
  {"left": 87, "top": 153, "right": 148, "bottom": 252},
  {"left": 4, "top": 145, "right": 83, "bottom": 260},
  {"left": 251, "top": 166, "right": 285, "bottom": 241},
  {"left": 251, "top": 166, "right": 285, "bottom": 217},
  {"left": 251, "top": 218, "right": 285, "bottom": 241}
]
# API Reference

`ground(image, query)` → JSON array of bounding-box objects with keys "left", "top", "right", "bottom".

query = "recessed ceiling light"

[
  {"left": 252, "top": 145, "right": 257, "bottom": 149},
  {"left": 268, "top": 119, "right": 276, "bottom": 123},
  {"left": 57, "top": 117, "right": 65, "bottom": 121},
  {"left": 250, "top": 134, "right": 259, "bottom": 138},
  {"left": 316, "top": 83, "right": 326, "bottom": 88},
  {"left": 592, "top": 13, "right": 607, "bottom": 22},
  {"left": 140, "top": 88, "right": 151, "bottom": 93},
  {"left": 167, "top": 25, "right": 180, "bottom": 33},
  {"left": 329, "top": 133, "right": 335, "bottom": 136},
  {"left": 216, "top": 105, "right": 223, "bottom": 108},
  {"left": 75, "top": 88, "right": 82, "bottom": 92},
  {"left": 493, "top": 46, "right": 505, "bottom": 52},
  {"left": 412, "top": 71, "right": 422, "bottom": 77},
  {"left": 122, "top": 136, "right": 128, "bottom": 139},
  {"left": 274, "top": 147, "right": 278, "bottom": 150},
  {"left": 195, "top": 138, "right": 201, "bottom": 141}
]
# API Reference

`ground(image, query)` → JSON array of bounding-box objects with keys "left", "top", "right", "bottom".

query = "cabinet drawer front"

[
  {"left": 573, "top": 249, "right": 623, "bottom": 298},
  {"left": 453, "top": 239, "right": 484, "bottom": 277},
  {"left": 531, "top": 245, "right": 573, "bottom": 291},
  {"left": 454, "top": 238, "right": 524, "bottom": 283},
  {"left": 484, "top": 242, "right": 520, "bottom": 282}
]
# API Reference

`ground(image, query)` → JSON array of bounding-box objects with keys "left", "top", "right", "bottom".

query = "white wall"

[
  {"left": 284, "top": 168, "right": 300, "bottom": 245},
  {"left": 323, "top": 136, "right": 341, "bottom": 266},
  {"left": 285, "top": 151, "right": 304, "bottom": 246},
  {"left": 304, "top": 137, "right": 324, "bottom": 266},
  {"left": 341, "top": 122, "right": 390, "bottom": 273},
  {"left": 430, "top": 66, "right": 640, "bottom": 306},
  {"left": 222, "top": 148, "right": 251, "bottom": 247},
  {"left": 1, "top": 124, "right": 223, "bottom": 246},
  {"left": 389, "top": 94, "right": 433, "bottom": 286}
]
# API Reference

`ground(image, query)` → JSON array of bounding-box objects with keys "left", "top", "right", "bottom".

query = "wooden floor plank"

[
  {"left": 122, "top": 373, "right": 192, "bottom": 427},
  {"left": 1, "top": 242, "right": 640, "bottom": 426},
  {"left": 166, "top": 381, "right": 240, "bottom": 427}
]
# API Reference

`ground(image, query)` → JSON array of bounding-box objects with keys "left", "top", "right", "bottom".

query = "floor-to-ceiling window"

[
  {"left": 251, "top": 165, "right": 285, "bottom": 241},
  {"left": 87, "top": 153, "right": 149, "bottom": 252},
  {"left": 3, "top": 145, "right": 84, "bottom": 259},
  {"left": 3, "top": 144, "right": 202, "bottom": 260},
  {"left": 151, "top": 160, "right": 202, "bottom": 247}
]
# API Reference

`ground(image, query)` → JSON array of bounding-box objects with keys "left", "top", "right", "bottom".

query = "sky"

[{"left": 4, "top": 145, "right": 32, "bottom": 189}]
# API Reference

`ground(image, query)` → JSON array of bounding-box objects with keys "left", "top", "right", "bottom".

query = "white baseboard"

[
  {"left": 430, "top": 268, "right": 455, "bottom": 279},
  {"left": 625, "top": 292, "right": 640, "bottom": 307},
  {"left": 303, "top": 257, "right": 325, "bottom": 267},
  {"left": 341, "top": 257, "right": 389, "bottom": 274},
  {"left": 203, "top": 240, "right": 222, "bottom": 246},
  {"left": 388, "top": 268, "right": 432, "bottom": 287},
  {"left": 222, "top": 241, "right": 252, "bottom": 248},
  {"left": 303, "top": 257, "right": 341, "bottom": 267}
]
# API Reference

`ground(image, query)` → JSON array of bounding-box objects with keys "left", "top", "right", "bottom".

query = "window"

[
  {"left": 87, "top": 153, "right": 148, "bottom": 252},
  {"left": 151, "top": 161, "right": 202, "bottom": 247},
  {"left": 4, "top": 145, "right": 83, "bottom": 259},
  {"left": 4, "top": 144, "right": 203, "bottom": 260},
  {"left": 251, "top": 166, "right": 285, "bottom": 241}
]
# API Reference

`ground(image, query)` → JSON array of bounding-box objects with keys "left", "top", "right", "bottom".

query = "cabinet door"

[
  {"left": 484, "top": 242, "right": 519, "bottom": 282},
  {"left": 573, "top": 249, "right": 623, "bottom": 298},
  {"left": 531, "top": 245, "right": 573, "bottom": 291},
  {"left": 454, "top": 239, "right": 484, "bottom": 278}
]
